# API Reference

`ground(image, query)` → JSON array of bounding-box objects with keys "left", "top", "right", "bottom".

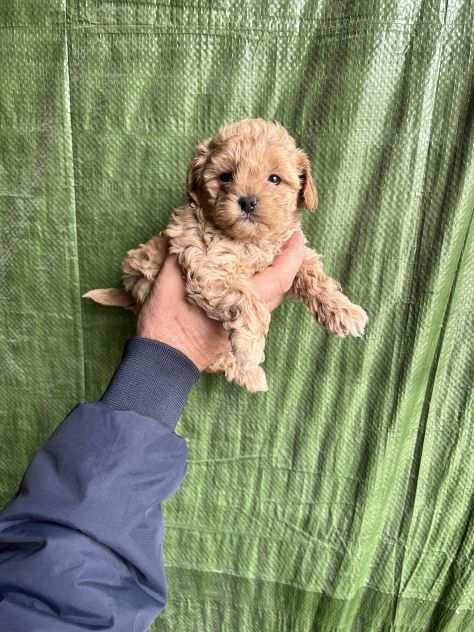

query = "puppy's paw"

[
  {"left": 336, "top": 304, "right": 368, "bottom": 337},
  {"left": 238, "top": 366, "right": 268, "bottom": 393},
  {"left": 232, "top": 337, "right": 265, "bottom": 370}
]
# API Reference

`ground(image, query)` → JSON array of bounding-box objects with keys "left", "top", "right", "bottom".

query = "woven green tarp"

[{"left": 1, "top": 1, "right": 473, "bottom": 630}]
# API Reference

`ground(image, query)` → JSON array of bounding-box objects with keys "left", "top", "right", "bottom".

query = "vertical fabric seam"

[
  {"left": 63, "top": 0, "right": 86, "bottom": 400},
  {"left": 388, "top": 22, "right": 446, "bottom": 627}
]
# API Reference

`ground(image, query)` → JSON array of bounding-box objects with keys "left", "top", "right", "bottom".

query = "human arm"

[
  {"left": 0, "top": 337, "right": 199, "bottom": 632},
  {"left": 0, "top": 231, "right": 305, "bottom": 631}
]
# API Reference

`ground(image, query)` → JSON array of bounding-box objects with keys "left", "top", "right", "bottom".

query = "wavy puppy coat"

[{"left": 84, "top": 118, "right": 368, "bottom": 392}]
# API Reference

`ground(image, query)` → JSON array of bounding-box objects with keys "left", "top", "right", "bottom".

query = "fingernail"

[{"left": 291, "top": 231, "right": 304, "bottom": 248}]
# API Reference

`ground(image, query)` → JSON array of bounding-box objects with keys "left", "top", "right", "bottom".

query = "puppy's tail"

[{"left": 82, "top": 288, "right": 136, "bottom": 312}]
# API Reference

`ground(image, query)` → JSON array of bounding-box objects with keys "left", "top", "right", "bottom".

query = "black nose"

[{"left": 238, "top": 196, "right": 257, "bottom": 215}]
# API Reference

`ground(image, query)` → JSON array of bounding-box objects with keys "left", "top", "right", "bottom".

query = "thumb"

[
  {"left": 269, "top": 231, "right": 305, "bottom": 285},
  {"left": 250, "top": 231, "right": 305, "bottom": 309}
]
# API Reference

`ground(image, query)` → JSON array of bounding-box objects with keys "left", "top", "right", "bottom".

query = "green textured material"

[{"left": 1, "top": 1, "right": 473, "bottom": 630}]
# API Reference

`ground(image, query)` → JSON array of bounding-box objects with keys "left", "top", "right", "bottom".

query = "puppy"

[{"left": 84, "top": 118, "right": 368, "bottom": 392}]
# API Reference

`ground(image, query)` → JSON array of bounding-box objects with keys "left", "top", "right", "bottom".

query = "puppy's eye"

[
  {"left": 268, "top": 174, "right": 281, "bottom": 185},
  {"left": 219, "top": 173, "right": 233, "bottom": 183}
]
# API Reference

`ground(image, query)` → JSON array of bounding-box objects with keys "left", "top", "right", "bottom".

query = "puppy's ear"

[
  {"left": 186, "top": 138, "right": 212, "bottom": 205},
  {"left": 296, "top": 150, "right": 318, "bottom": 212}
]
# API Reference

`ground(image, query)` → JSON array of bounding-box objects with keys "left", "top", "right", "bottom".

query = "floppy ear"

[
  {"left": 186, "top": 138, "right": 212, "bottom": 205},
  {"left": 296, "top": 150, "right": 318, "bottom": 212}
]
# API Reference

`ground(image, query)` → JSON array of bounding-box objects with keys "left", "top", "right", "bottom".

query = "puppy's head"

[{"left": 186, "top": 118, "right": 317, "bottom": 242}]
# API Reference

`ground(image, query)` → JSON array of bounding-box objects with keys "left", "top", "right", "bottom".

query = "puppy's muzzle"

[{"left": 238, "top": 196, "right": 257, "bottom": 216}]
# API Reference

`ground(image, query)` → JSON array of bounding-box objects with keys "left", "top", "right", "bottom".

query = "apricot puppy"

[{"left": 84, "top": 118, "right": 368, "bottom": 392}]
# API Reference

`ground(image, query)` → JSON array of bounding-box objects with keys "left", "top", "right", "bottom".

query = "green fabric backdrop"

[{"left": 1, "top": 1, "right": 473, "bottom": 630}]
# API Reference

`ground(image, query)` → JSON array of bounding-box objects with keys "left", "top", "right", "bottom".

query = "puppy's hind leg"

[
  {"left": 83, "top": 234, "right": 168, "bottom": 310},
  {"left": 207, "top": 352, "right": 268, "bottom": 392},
  {"left": 187, "top": 276, "right": 270, "bottom": 392},
  {"left": 121, "top": 233, "right": 168, "bottom": 305},
  {"left": 290, "top": 248, "right": 368, "bottom": 337},
  {"left": 215, "top": 285, "right": 270, "bottom": 372}
]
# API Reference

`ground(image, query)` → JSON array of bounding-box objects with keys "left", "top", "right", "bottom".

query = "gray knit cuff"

[{"left": 100, "top": 337, "right": 200, "bottom": 429}]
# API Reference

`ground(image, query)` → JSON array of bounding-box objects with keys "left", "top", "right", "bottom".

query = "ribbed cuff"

[{"left": 100, "top": 337, "right": 200, "bottom": 429}]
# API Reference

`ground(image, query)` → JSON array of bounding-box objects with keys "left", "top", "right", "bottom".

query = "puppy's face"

[{"left": 187, "top": 119, "right": 317, "bottom": 243}]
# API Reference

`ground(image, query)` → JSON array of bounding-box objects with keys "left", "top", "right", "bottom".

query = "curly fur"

[{"left": 83, "top": 118, "right": 368, "bottom": 392}]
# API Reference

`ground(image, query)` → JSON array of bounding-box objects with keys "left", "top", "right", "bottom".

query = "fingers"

[{"left": 250, "top": 231, "right": 305, "bottom": 310}]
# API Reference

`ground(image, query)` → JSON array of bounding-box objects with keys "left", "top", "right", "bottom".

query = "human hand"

[{"left": 137, "top": 231, "right": 306, "bottom": 370}]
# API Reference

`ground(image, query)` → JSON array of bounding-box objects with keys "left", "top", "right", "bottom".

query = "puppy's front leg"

[{"left": 290, "top": 248, "right": 368, "bottom": 337}]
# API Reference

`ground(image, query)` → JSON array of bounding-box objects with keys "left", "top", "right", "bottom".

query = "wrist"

[
  {"left": 137, "top": 325, "right": 209, "bottom": 371},
  {"left": 100, "top": 337, "right": 200, "bottom": 426}
]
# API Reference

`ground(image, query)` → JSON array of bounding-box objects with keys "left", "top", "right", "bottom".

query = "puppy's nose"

[{"left": 238, "top": 196, "right": 257, "bottom": 215}]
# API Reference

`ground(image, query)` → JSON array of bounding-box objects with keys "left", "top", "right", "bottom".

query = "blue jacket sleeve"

[{"left": 0, "top": 337, "right": 200, "bottom": 632}]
